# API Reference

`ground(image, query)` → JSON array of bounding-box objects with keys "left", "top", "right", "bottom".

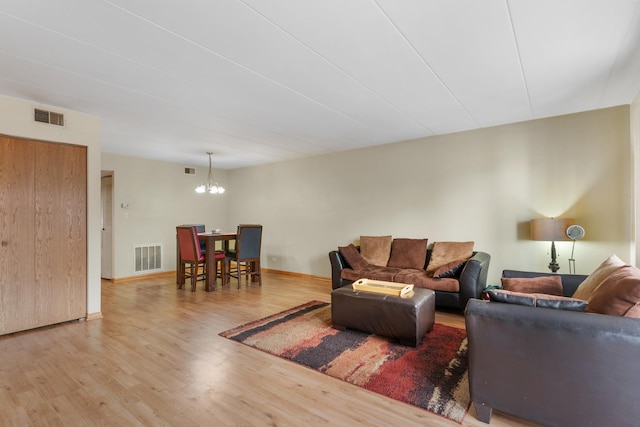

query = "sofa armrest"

[
  {"left": 328, "top": 250, "right": 352, "bottom": 290},
  {"left": 502, "top": 269, "right": 587, "bottom": 296},
  {"left": 465, "top": 299, "right": 640, "bottom": 426},
  {"left": 458, "top": 251, "right": 491, "bottom": 309}
]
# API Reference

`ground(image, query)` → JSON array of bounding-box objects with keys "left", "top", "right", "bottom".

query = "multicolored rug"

[{"left": 219, "top": 300, "right": 470, "bottom": 423}]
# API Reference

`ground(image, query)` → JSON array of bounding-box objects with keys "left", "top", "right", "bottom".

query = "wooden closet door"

[
  {"left": 0, "top": 136, "right": 37, "bottom": 334},
  {"left": 34, "top": 141, "right": 87, "bottom": 327},
  {"left": 0, "top": 136, "right": 87, "bottom": 335}
]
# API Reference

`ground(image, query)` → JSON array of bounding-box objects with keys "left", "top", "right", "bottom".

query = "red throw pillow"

[{"left": 338, "top": 244, "right": 369, "bottom": 272}]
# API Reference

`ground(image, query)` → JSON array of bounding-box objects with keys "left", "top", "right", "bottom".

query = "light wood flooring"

[{"left": 0, "top": 272, "right": 540, "bottom": 426}]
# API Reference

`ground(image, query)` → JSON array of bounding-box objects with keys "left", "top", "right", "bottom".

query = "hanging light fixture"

[{"left": 195, "top": 152, "right": 225, "bottom": 194}]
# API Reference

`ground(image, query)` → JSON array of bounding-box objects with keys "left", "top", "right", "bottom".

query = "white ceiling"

[{"left": 1, "top": 0, "right": 639, "bottom": 169}]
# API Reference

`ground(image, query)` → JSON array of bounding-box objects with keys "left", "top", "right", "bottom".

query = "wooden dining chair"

[
  {"left": 176, "top": 225, "right": 206, "bottom": 292},
  {"left": 225, "top": 224, "right": 263, "bottom": 288},
  {"left": 185, "top": 224, "right": 207, "bottom": 254}
]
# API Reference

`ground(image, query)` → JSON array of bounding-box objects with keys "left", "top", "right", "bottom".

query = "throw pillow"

[
  {"left": 501, "top": 276, "right": 563, "bottom": 296},
  {"left": 426, "top": 241, "right": 474, "bottom": 275},
  {"left": 433, "top": 258, "right": 468, "bottom": 278},
  {"left": 359, "top": 235, "right": 392, "bottom": 267},
  {"left": 585, "top": 265, "right": 640, "bottom": 318},
  {"left": 338, "top": 244, "right": 368, "bottom": 272},
  {"left": 387, "top": 238, "right": 428, "bottom": 269},
  {"left": 572, "top": 254, "right": 627, "bottom": 300},
  {"left": 488, "top": 289, "right": 588, "bottom": 311}
]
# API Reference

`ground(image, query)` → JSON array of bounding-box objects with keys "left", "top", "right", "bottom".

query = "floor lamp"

[
  {"left": 530, "top": 218, "right": 575, "bottom": 273},
  {"left": 566, "top": 224, "right": 586, "bottom": 274}
]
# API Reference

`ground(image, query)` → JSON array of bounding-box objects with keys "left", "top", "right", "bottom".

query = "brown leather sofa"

[
  {"left": 465, "top": 270, "right": 640, "bottom": 426},
  {"left": 329, "top": 248, "right": 490, "bottom": 310}
]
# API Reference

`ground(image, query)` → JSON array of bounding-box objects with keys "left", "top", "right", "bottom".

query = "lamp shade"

[{"left": 530, "top": 218, "right": 575, "bottom": 241}]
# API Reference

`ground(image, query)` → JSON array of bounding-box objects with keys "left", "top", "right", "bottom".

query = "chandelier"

[{"left": 195, "top": 152, "right": 225, "bottom": 194}]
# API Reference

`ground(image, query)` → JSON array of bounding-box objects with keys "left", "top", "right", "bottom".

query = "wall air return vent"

[
  {"left": 34, "top": 108, "right": 64, "bottom": 126},
  {"left": 133, "top": 244, "right": 162, "bottom": 274},
  {"left": 184, "top": 167, "right": 196, "bottom": 175}
]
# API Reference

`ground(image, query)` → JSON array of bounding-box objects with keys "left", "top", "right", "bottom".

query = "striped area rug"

[{"left": 220, "top": 300, "right": 470, "bottom": 423}]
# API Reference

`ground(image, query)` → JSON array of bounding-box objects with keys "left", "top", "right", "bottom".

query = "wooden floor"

[{"left": 0, "top": 272, "right": 540, "bottom": 426}]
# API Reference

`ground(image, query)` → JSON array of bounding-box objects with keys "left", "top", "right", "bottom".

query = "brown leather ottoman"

[{"left": 331, "top": 286, "right": 435, "bottom": 347}]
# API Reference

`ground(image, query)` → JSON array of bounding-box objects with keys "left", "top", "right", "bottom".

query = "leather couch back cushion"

[
  {"left": 488, "top": 289, "right": 588, "bottom": 311},
  {"left": 338, "top": 244, "right": 369, "bottom": 272},
  {"left": 572, "top": 254, "right": 627, "bottom": 300},
  {"left": 585, "top": 265, "right": 640, "bottom": 317},
  {"left": 387, "top": 238, "right": 428, "bottom": 269},
  {"left": 359, "top": 235, "right": 392, "bottom": 267},
  {"left": 426, "top": 241, "right": 474, "bottom": 275},
  {"left": 501, "top": 276, "right": 563, "bottom": 296}
]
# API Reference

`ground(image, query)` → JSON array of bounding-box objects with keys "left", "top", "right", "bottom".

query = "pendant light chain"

[{"left": 195, "top": 152, "right": 225, "bottom": 194}]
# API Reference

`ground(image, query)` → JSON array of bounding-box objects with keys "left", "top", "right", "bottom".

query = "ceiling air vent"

[
  {"left": 184, "top": 167, "right": 196, "bottom": 175},
  {"left": 34, "top": 108, "right": 64, "bottom": 126}
]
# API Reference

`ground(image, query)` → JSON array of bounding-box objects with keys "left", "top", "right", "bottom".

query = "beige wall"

[
  {"left": 0, "top": 94, "right": 102, "bottom": 316},
  {"left": 101, "top": 153, "right": 229, "bottom": 279},
  {"left": 632, "top": 92, "right": 640, "bottom": 267},
  {"left": 99, "top": 105, "right": 633, "bottom": 286},
  {"left": 228, "top": 106, "right": 633, "bottom": 285}
]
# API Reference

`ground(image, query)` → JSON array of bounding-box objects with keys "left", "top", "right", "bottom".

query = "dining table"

[
  {"left": 199, "top": 232, "right": 237, "bottom": 291},
  {"left": 176, "top": 231, "right": 237, "bottom": 292}
]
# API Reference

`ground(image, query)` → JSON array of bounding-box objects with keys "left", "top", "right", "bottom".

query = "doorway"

[{"left": 101, "top": 172, "right": 114, "bottom": 280}]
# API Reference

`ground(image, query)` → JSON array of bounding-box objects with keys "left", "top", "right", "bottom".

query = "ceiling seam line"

[
  {"left": 184, "top": 123, "right": 328, "bottom": 156},
  {"left": 236, "top": 0, "right": 435, "bottom": 135},
  {"left": 0, "top": 47, "right": 171, "bottom": 105},
  {"left": 103, "top": 0, "right": 379, "bottom": 133},
  {"left": 371, "top": 0, "right": 480, "bottom": 129},
  {"left": 0, "top": 9, "right": 278, "bottom": 151},
  {"left": 0, "top": 73, "right": 88, "bottom": 104},
  {"left": 0, "top": 10, "right": 192, "bottom": 87},
  {"left": 505, "top": 0, "right": 534, "bottom": 118},
  {"left": 596, "top": 0, "right": 640, "bottom": 106},
  {"left": 0, "top": 45, "right": 317, "bottom": 157},
  {"left": 4, "top": 1, "right": 361, "bottom": 155}
]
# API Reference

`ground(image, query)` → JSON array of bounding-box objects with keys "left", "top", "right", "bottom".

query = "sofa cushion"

[
  {"left": 340, "top": 265, "right": 402, "bottom": 282},
  {"left": 536, "top": 296, "right": 588, "bottom": 311},
  {"left": 487, "top": 289, "right": 535, "bottom": 306},
  {"left": 360, "top": 235, "right": 392, "bottom": 267},
  {"left": 362, "top": 265, "right": 402, "bottom": 282},
  {"left": 433, "top": 258, "right": 467, "bottom": 278},
  {"left": 426, "top": 241, "right": 474, "bottom": 275},
  {"left": 501, "top": 276, "right": 563, "bottom": 296},
  {"left": 394, "top": 270, "right": 460, "bottom": 292},
  {"left": 585, "top": 265, "right": 640, "bottom": 318},
  {"left": 387, "top": 238, "right": 428, "bottom": 269},
  {"left": 572, "top": 254, "right": 627, "bottom": 300},
  {"left": 340, "top": 268, "right": 363, "bottom": 282},
  {"left": 338, "top": 244, "right": 368, "bottom": 272},
  {"left": 488, "top": 289, "right": 588, "bottom": 311}
]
